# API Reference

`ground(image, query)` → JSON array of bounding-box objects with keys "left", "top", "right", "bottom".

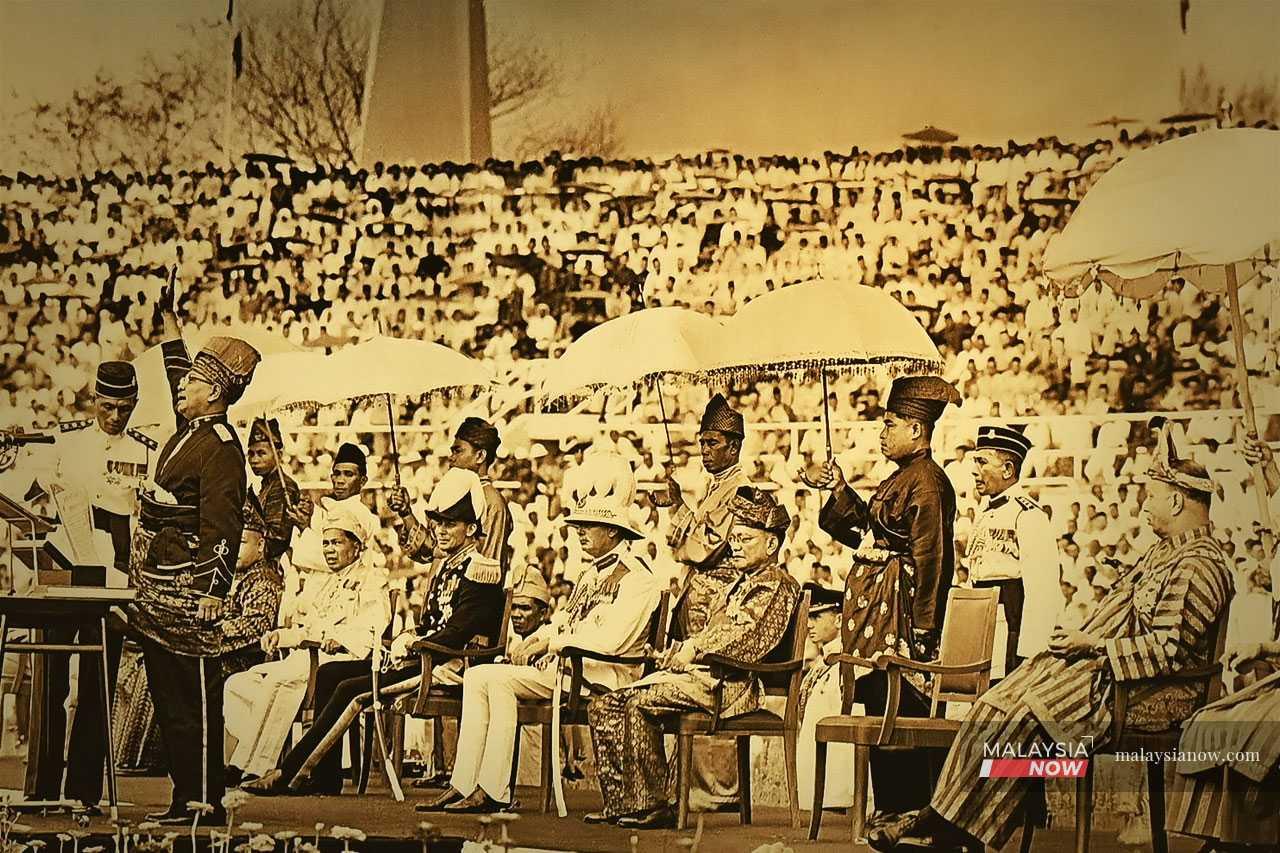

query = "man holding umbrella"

[
  {"left": 800, "top": 375, "right": 961, "bottom": 822},
  {"left": 245, "top": 417, "right": 300, "bottom": 561},
  {"left": 388, "top": 416, "right": 512, "bottom": 574}
]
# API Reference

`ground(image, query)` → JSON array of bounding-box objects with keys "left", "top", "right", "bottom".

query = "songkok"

[
  {"left": 190, "top": 336, "right": 260, "bottom": 404},
  {"left": 334, "top": 442, "right": 367, "bottom": 475},
  {"left": 456, "top": 416, "right": 500, "bottom": 461},
  {"left": 322, "top": 503, "right": 371, "bottom": 544},
  {"left": 564, "top": 452, "right": 645, "bottom": 539},
  {"left": 974, "top": 424, "right": 1033, "bottom": 464},
  {"left": 242, "top": 493, "right": 267, "bottom": 534},
  {"left": 426, "top": 467, "right": 487, "bottom": 534},
  {"left": 95, "top": 361, "right": 138, "bottom": 399},
  {"left": 511, "top": 564, "right": 552, "bottom": 607},
  {"left": 248, "top": 417, "right": 283, "bottom": 449},
  {"left": 729, "top": 485, "right": 790, "bottom": 536},
  {"left": 803, "top": 582, "right": 843, "bottom": 616},
  {"left": 699, "top": 393, "right": 745, "bottom": 438},
  {"left": 1147, "top": 419, "right": 1216, "bottom": 498},
  {"left": 886, "top": 375, "right": 961, "bottom": 424}
]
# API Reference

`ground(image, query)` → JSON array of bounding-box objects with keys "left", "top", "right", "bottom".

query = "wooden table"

[{"left": 0, "top": 586, "right": 135, "bottom": 819}]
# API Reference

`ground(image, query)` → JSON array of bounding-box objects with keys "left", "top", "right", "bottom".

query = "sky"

[{"left": 2, "top": 0, "right": 1278, "bottom": 161}]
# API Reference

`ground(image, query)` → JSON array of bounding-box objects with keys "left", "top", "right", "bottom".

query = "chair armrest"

[
  {"left": 559, "top": 645, "right": 650, "bottom": 666},
  {"left": 701, "top": 652, "right": 804, "bottom": 674},
  {"left": 877, "top": 654, "right": 992, "bottom": 676},
  {"left": 1111, "top": 662, "right": 1225, "bottom": 741},
  {"left": 295, "top": 639, "right": 322, "bottom": 650},
  {"left": 825, "top": 652, "right": 879, "bottom": 669},
  {"left": 411, "top": 640, "right": 504, "bottom": 659}
]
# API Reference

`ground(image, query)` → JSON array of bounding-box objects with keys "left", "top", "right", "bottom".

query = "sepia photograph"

[{"left": 0, "top": 1, "right": 1278, "bottom": 850}]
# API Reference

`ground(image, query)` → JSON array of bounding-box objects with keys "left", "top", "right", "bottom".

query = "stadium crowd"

[{"left": 1, "top": 126, "right": 1277, "bottom": 645}]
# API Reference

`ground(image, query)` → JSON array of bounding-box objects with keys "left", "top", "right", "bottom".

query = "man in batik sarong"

[
  {"left": 869, "top": 425, "right": 1234, "bottom": 851},
  {"left": 587, "top": 487, "right": 800, "bottom": 829}
]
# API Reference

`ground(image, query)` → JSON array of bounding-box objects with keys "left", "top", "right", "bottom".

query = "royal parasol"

[
  {"left": 537, "top": 307, "right": 731, "bottom": 461},
  {"left": 232, "top": 334, "right": 493, "bottom": 484},
  {"left": 712, "top": 278, "right": 945, "bottom": 457},
  {"left": 1043, "top": 127, "right": 1280, "bottom": 556}
]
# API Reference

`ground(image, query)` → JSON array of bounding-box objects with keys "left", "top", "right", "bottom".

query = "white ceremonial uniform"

[
  {"left": 281, "top": 493, "right": 380, "bottom": 609},
  {"left": 795, "top": 637, "right": 870, "bottom": 810},
  {"left": 223, "top": 551, "right": 388, "bottom": 777},
  {"left": 14, "top": 418, "right": 158, "bottom": 572},
  {"left": 449, "top": 541, "right": 661, "bottom": 804},
  {"left": 964, "top": 481, "right": 1060, "bottom": 674}
]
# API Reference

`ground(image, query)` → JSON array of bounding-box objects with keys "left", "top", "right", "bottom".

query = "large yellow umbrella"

[{"left": 1044, "top": 127, "right": 1280, "bottom": 555}]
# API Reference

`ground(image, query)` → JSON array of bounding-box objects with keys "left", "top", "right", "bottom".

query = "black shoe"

[
  {"left": 415, "top": 788, "right": 464, "bottom": 812},
  {"left": 148, "top": 807, "right": 227, "bottom": 826},
  {"left": 443, "top": 789, "right": 506, "bottom": 814},
  {"left": 73, "top": 803, "right": 103, "bottom": 817},
  {"left": 225, "top": 765, "right": 244, "bottom": 787},
  {"left": 616, "top": 806, "right": 677, "bottom": 830},
  {"left": 583, "top": 811, "right": 615, "bottom": 825}
]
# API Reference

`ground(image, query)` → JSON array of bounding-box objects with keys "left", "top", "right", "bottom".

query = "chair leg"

[
  {"left": 1020, "top": 807, "right": 1036, "bottom": 853},
  {"left": 783, "top": 728, "right": 800, "bottom": 830},
  {"left": 807, "top": 740, "right": 828, "bottom": 841},
  {"left": 347, "top": 721, "right": 361, "bottom": 784},
  {"left": 736, "top": 736, "right": 752, "bottom": 825},
  {"left": 357, "top": 713, "right": 374, "bottom": 794},
  {"left": 508, "top": 724, "right": 521, "bottom": 805},
  {"left": 852, "top": 744, "right": 870, "bottom": 842},
  {"left": 676, "top": 733, "right": 693, "bottom": 831},
  {"left": 1075, "top": 763, "right": 1093, "bottom": 853},
  {"left": 539, "top": 723, "right": 553, "bottom": 814},
  {"left": 1147, "top": 758, "right": 1168, "bottom": 853}
]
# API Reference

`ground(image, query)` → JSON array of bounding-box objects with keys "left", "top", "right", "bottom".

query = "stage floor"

[{"left": 0, "top": 758, "right": 1203, "bottom": 852}]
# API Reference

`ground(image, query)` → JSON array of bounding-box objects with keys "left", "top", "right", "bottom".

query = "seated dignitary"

[
  {"left": 411, "top": 563, "right": 555, "bottom": 790},
  {"left": 867, "top": 425, "right": 1234, "bottom": 851},
  {"left": 243, "top": 468, "right": 505, "bottom": 795},
  {"left": 418, "top": 453, "right": 662, "bottom": 814},
  {"left": 586, "top": 486, "right": 801, "bottom": 829},
  {"left": 223, "top": 502, "right": 388, "bottom": 782},
  {"left": 284, "top": 441, "right": 378, "bottom": 575},
  {"left": 1167, "top": 638, "right": 1280, "bottom": 847}
]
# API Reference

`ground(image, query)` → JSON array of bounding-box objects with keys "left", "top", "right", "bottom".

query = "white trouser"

[
  {"left": 223, "top": 648, "right": 348, "bottom": 777},
  {"left": 449, "top": 663, "right": 557, "bottom": 803}
]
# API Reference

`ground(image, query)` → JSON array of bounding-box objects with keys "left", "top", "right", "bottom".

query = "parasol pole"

[
  {"left": 263, "top": 423, "right": 294, "bottom": 512},
  {"left": 1225, "top": 263, "right": 1276, "bottom": 557},
  {"left": 654, "top": 376, "right": 676, "bottom": 466},
  {"left": 820, "top": 369, "right": 833, "bottom": 460},
  {"left": 384, "top": 392, "right": 402, "bottom": 487}
]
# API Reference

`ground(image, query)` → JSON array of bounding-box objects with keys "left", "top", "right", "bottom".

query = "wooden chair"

[
  {"left": 808, "top": 586, "right": 999, "bottom": 842},
  {"left": 658, "top": 591, "right": 811, "bottom": 831},
  {"left": 368, "top": 589, "right": 516, "bottom": 793},
  {"left": 521, "top": 591, "right": 672, "bottom": 813},
  {"left": 1032, "top": 602, "right": 1234, "bottom": 853}
]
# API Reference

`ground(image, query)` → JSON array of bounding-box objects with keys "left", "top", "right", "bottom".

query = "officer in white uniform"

[
  {"left": 1, "top": 355, "right": 177, "bottom": 811},
  {"left": 964, "top": 425, "right": 1060, "bottom": 677}
]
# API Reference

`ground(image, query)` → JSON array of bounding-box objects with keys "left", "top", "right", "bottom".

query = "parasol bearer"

[
  {"left": 654, "top": 393, "right": 751, "bottom": 637},
  {"left": 964, "top": 424, "right": 1060, "bottom": 676},
  {"left": 800, "top": 374, "right": 960, "bottom": 819},
  {"left": 245, "top": 417, "right": 301, "bottom": 562},
  {"left": 129, "top": 335, "right": 260, "bottom": 825}
]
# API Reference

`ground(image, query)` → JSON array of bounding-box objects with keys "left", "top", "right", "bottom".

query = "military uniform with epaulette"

[
  {"left": 128, "top": 335, "right": 260, "bottom": 822},
  {"left": 22, "top": 356, "right": 178, "bottom": 810},
  {"left": 964, "top": 426, "right": 1060, "bottom": 676}
]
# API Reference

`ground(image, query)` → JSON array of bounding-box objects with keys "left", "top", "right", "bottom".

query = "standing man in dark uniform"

[
  {"left": 4, "top": 357, "right": 175, "bottom": 813},
  {"left": 245, "top": 417, "right": 300, "bottom": 561},
  {"left": 801, "top": 375, "right": 961, "bottom": 822},
  {"left": 129, "top": 335, "right": 260, "bottom": 825}
]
